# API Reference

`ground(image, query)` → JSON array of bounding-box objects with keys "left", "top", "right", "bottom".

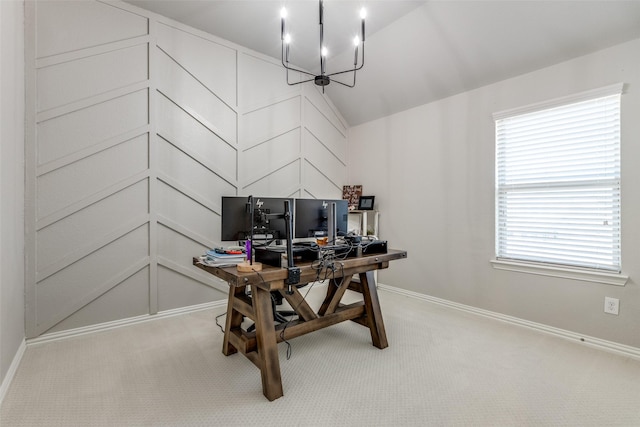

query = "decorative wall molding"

[{"left": 25, "top": 0, "right": 349, "bottom": 339}]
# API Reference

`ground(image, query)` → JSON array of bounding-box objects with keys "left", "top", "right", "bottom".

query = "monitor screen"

[
  {"left": 294, "top": 198, "right": 348, "bottom": 239},
  {"left": 221, "top": 196, "right": 293, "bottom": 242}
]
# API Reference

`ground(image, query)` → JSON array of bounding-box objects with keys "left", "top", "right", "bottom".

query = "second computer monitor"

[{"left": 294, "top": 198, "right": 348, "bottom": 240}]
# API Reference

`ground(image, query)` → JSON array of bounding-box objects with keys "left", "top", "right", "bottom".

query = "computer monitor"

[
  {"left": 221, "top": 196, "right": 293, "bottom": 242},
  {"left": 294, "top": 198, "right": 348, "bottom": 240}
]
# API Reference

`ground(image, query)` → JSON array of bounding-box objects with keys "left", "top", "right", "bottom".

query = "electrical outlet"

[{"left": 604, "top": 297, "right": 619, "bottom": 315}]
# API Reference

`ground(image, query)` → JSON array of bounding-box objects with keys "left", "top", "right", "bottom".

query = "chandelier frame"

[{"left": 280, "top": 0, "right": 366, "bottom": 91}]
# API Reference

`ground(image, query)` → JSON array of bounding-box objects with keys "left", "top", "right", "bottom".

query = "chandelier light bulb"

[
  {"left": 284, "top": 33, "right": 291, "bottom": 44},
  {"left": 280, "top": 7, "right": 287, "bottom": 40},
  {"left": 321, "top": 46, "right": 328, "bottom": 57},
  {"left": 360, "top": 8, "right": 366, "bottom": 20},
  {"left": 353, "top": 36, "right": 360, "bottom": 46}
]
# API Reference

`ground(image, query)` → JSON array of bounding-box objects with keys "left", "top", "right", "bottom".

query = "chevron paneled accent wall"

[{"left": 25, "top": 0, "right": 348, "bottom": 339}]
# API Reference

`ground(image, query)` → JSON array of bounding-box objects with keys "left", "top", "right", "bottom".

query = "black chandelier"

[{"left": 280, "top": 0, "right": 366, "bottom": 91}]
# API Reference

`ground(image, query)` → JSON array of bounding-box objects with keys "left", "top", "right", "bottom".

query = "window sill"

[{"left": 490, "top": 259, "right": 628, "bottom": 286}]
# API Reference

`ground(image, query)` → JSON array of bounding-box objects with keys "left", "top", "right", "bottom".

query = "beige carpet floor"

[{"left": 2, "top": 287, "right": 640, "bottom": 426}]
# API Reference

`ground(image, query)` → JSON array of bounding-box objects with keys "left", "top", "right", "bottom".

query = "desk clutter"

[
  {"left": 198, "top": 247, "right": 246, "bottom": 267},
  {"left": 198, "top": 237, "right": 388, "bottom": 269},
  {"left": 252, "top": 237, "right": 387, "bottom": 268}
]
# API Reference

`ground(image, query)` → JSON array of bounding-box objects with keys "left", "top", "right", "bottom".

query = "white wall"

[
  {"left": 348, "top": 38, "right": 640, "bottom": 348},
  {"left": 24, "top": 0, "right": 347, "bottom": 339},
  {"left": 0, "top": 0, "right": 26, "bottom": 387}
]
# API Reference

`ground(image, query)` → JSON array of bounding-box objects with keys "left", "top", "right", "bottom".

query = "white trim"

[
  {"left": 0, "top": 339, "right": 26, "bottom": 406},
  {"left": 26, "top": 280, "right": 332, "bottom": 346},
  {"left": 378, "top": 284, "right": 640, "bottom": 361},
  {"left": 490, "top": 259, "right": 628, "bottom": 286},
  {"left": 493, "top": 82, "right": 624, "bottom": 120},
  {"left": 27, "top": 300, "right": 227, "bottom": 346}
]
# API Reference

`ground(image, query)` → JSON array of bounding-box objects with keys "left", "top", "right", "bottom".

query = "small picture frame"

[
  {"left": 358, "top": 196, "right": 375, "bottom": 210},
  {"left": 342, "top": 185, "right": 363, "bottom": 210}
]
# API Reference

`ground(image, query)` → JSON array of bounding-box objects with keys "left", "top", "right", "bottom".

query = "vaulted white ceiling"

[{"left": 126, "top": 0, "right": 640, "bottom": 126}]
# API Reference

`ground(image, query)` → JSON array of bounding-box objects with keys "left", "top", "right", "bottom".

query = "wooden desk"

[{"left": 193, "top": 249, "right": 407, "bottom": 401}]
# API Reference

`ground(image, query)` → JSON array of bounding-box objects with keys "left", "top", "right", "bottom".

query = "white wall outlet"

[{"left": 604, "top": 297, "right": 620, "bottom": 315}]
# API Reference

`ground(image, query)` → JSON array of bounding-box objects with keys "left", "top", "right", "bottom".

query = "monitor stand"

[{"left": 327, "top": 201, "right": 337, "bottom": 245}]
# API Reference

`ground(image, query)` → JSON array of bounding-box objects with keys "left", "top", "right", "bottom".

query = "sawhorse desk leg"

[
  {"left": 223, "top": 286, "right": 244, "bottom": 356},
  {"left": 360, "top": 270, "right": 388, "bottom": 349},
  {"left": 251, "top": 285, "right": 284, "bottom": 401}
]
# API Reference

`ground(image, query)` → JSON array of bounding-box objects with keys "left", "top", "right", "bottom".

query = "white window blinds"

[{"left": 495, "top": 87, "right": 622, "bottom": 272}]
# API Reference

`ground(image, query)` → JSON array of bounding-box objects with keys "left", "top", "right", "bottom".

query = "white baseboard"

[
  {"left": 25, "top": 282, "right": 334, "bottom": 347},
  {"left": 0, "top": 338, "right": 26, "bottom": 406},
  {"left": 27, "top": 300, "right": 227, "bottom": 346},
  {"left": 378, "top": 283, "right": 640, "bottom": 361}
]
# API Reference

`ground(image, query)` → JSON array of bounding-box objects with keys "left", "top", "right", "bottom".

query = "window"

[{"left": 494, "top": 84, "right": 622, "bottom": 274}]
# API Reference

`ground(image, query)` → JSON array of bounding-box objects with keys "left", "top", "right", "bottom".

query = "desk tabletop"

[{"left": 193, "top": 249, "right": 407, "bottom": 291}]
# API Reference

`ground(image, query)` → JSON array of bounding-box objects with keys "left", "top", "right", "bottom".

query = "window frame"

[{"left": 491, "top": 84, "right": 628, "bottom": 286}]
